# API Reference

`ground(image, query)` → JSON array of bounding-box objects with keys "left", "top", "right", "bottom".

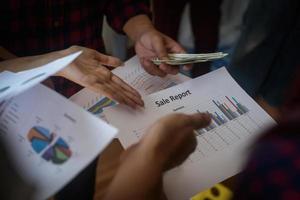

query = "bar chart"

[
  {"left": 187, "top": 96, "right": 261, "bottom": 163},
  {"left": 131, "top": 95, "right": 263, "bottom": 164},
  {"left": 122, "top": 96, "right": 261, "bottom": 163},
  {"left": 196, "top": 96, "right": 250, "bottom": 133}
]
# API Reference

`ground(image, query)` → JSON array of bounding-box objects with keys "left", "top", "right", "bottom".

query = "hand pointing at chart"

[{"left": 104, "top": 113, "right": 211, "bottom": 200}]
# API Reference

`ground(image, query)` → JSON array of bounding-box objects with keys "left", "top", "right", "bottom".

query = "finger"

[
  {"left": 151, "top": 35, "right": 168, "bottom": 59},
  {"left": 111, "top": 76, "right": 144, "bottom": 106},
  {"left": 90, "top": 69, "right": 142, "bottom": 108},
  {"left": 140, "top": 58, "right": 167, "bottom": 77},
  {"left": 95, "top": 52, "right": 123, "bottom": 67},
  {"left": 89, "top": 83, "right": 126, "bottom": 105},
  {"left": 159, "top": 63, "right": 179, "bottom": 75},
  {"left": 111, "top": 75, "right": 142, "bottom": 98},
  {"left": 164, "top": 113, "right": 211, "bottom": 130},
  {"left": 110, "top": 80, "right": 144, "bottom": 107},
  {"left": 104, "top": 83, "right": 139, "bottom": 109},
  {"left": 165, "top": 36, "right": 186, "bottom": 53},
  {"left": 188, "top": 113, "right": 211, "bottom": 129}
]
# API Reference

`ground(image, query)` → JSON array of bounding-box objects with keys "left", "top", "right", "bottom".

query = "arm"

[
  {"left": 0, "top": 49, "right": 67, "bottom": 73},
  {"left": 104, "top": 143, "right": 165, "bottom": 200},
  {"left": 104, "top": 0, "right": 189, "bottom": 77},
  {"left": 104, "top": 113, "right": 211, "bottom": 200},
  {"left": 0, "top": 46, "right": 144, "bottom": 108}
]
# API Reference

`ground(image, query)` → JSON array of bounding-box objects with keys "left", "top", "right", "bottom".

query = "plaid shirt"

[
  {"left": 0, "top": 0, "right": 150, "bottom": 97},
  {"left": 234, "top": 70, "right": 300, "bottom": 200}
]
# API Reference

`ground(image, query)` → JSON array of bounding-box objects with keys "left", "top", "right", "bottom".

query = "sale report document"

[
  {"left": 70, "top": 56, "right": 190, "bottom": 120},
  {"left": 104, "top": 67, "right": 276, "bottom": 200}
]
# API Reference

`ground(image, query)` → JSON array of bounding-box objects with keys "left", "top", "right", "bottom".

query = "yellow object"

[{"left": 191, "top": 184, "right": 233, "bottom": 200}]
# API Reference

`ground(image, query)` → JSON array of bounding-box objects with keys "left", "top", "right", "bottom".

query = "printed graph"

[
  {"left": 188, "top": 96, "right": 259, "bottom": 162},
  {"left": 132, "top": 95, "right": 261, "bottom": 163},
  {"left": 27, "top": 126, "right": 72, "bottom": 164},
  {"left": 27, "top": 126, "right": 55, "bottom": 153},
  {"left": 42, "top": 137, "right": 72, "bottom": 164},
  {"left": 88, "top": 97, "right": 116, "bottom": 115},
  {"left": 196, "top": 96, "right": 250, "bottom": 133}
]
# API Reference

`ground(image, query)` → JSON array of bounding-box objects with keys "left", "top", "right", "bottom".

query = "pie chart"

[
  {"left": 42, "top": 137, "right": 72, "bottom": 164},
  {"left": 27, "top": 126, "right": 72, "bottom": 164},
  {"left": 27, "top": 126, "right": 55, "bottom": 153}
]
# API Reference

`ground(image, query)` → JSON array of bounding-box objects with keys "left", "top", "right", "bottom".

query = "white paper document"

[
  {"left": 104, "top": 67, "right": 276, "bottom": 200},
  {"left": 70, "top": 56, "right": 190, "bottom": 119},
  {"left": 0, "top": 51, "right": 81, "bottom": 101},
  {"left": 0, "top": 84, "right": 117, "bottom": 200}
]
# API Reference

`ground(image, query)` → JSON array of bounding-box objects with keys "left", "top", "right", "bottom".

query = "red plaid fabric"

[
  {"left": 234, "top": 71, "right": 300, "bottom": 200},
  {"left": 0, "top": 0, "right": 150, "bottom": 97}
]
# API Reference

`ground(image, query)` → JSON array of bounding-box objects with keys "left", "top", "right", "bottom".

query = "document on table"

[
  {"left": 70, "top": 55, "right": 190, "bottom": 120},
  {"left": 104, "top": 67, "right": 276, "bottom": 200},
  {"left": 0, "top": 84, "right": 117, "bottom": 200},
  {"left": 0, "top": 51, "right": 81, "bottom": 101}
]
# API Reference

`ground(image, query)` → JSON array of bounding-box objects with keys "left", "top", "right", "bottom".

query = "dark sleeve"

[
  {"left": 234, "top": 123, "right": 300, "bottom": 200},
  {"left": 104, "top": 0, "right": 151, "bottom": 34}
]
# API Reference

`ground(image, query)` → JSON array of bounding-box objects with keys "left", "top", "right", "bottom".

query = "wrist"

[
  {"left": 138, "top": 139, "right": 169, "bottom": 171},
  {"left": 54, "top": 47, "right": 78, "bottom": 77},
  {"left": 123, "top": 15, "right": 155, "bottom": 42}
]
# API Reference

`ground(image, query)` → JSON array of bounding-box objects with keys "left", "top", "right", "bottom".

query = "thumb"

[
  {"left": 161, "top": 113, "right": 211, "bottom": 131},
  {"left": 152, "top": 36, "right": 168, "bottom": 59},
  {"left": 188, "top": 113, "right": 211, "bottom": 129}
]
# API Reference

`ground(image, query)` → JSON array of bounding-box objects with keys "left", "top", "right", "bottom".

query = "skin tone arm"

[
  {"left": 123, "top": 15, "right": 192, "bottom": 77},
  {"left": 104, "top": 113, "right": 211, "bottom": 200},
  {"left": 0, "top": 46, "right": 144, "bottom": 108}
]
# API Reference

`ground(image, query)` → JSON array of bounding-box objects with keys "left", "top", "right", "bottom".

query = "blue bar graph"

[{"left": 197, "top": 96, "right": 250, "bottom": 134}]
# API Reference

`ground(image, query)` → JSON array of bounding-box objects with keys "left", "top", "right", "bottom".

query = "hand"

[
  {"left": 124, "top": 113, "right": 211, "bottom": 171},
  {"left": 123, "top": 15, "right": 191, "bottom": 77},
  {"left": 105, "top": 113, "right": 210, "bottom": 200},
  {"left": 135, "top": 29, "right": 187, "bottom": 77},
  {"left": 57, "top": 46, "right": 144, "bottom": 108}
]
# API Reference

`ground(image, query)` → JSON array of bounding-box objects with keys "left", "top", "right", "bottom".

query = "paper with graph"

[
  {"left": 0, "top": 84, "right": 117, "bottom": 200},
  {"left": 104, "top": 67, "right": 276, "bottom": 200},
  {"left": 70, "top": 56, "right": 190, "bottom": 121}
]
